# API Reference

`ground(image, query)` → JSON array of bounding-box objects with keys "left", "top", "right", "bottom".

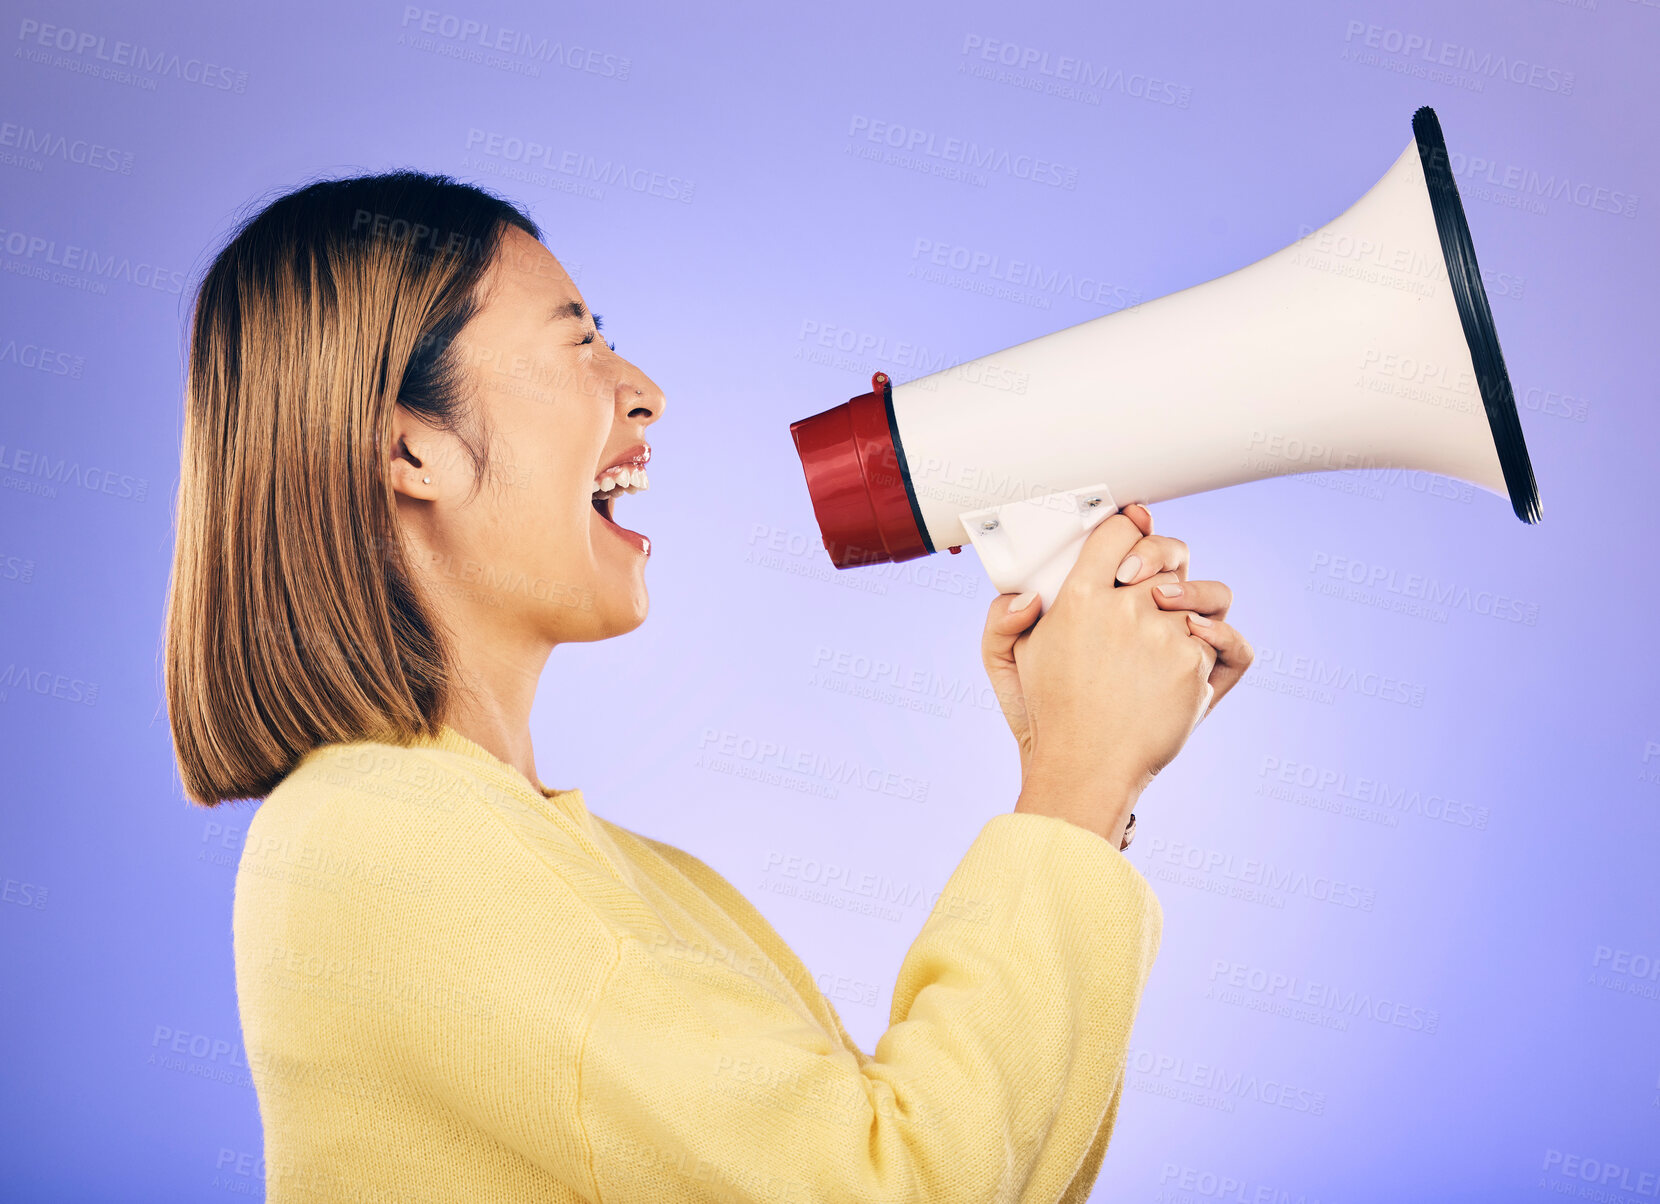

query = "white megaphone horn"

[{"left": 789, "top": 107, "right": 1542, "bottom": 615}]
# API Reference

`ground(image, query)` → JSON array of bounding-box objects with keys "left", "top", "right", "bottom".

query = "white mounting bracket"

[{"left": 961, "top": 483, "right": 1120, "bottom": 617}]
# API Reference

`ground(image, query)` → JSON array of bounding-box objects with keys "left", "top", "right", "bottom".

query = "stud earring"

[{"left": 422, "top": 476, "right": 431, "bottom": 484}]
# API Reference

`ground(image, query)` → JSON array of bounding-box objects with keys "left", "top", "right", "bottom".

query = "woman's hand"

[
  {"left": 982, "top": 503, "right": 1155, "bottom": 777},
  {"left": 1117, "top": 510, "right": 1254, "bottom": 725},
  {"left": 980, "top": 503, "right": 1253, "bottom": 844}
]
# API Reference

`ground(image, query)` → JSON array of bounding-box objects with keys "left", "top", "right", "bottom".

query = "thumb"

[
  {"left": 983, "top": 590, "right": 1041, "bottom": 660},
  {"left": 995, "top": 590, "right": 1041, "bottom": 631},
  {"left": 983, "top": 591, "right": 1041, "bottom": 737}
]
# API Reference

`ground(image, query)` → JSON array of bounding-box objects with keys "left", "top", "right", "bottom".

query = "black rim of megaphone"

[{"left": 1411, "top": 106, "right": 1542, "bottom": 524}]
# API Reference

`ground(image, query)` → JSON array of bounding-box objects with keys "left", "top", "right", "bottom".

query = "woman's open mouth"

[{"left": 590, "top": 459, "right": 651, "bottom": 555}]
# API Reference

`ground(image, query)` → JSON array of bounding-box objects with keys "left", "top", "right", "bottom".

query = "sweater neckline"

[{"left": 419, "top": 722, "right": 584, "bottom": 808}]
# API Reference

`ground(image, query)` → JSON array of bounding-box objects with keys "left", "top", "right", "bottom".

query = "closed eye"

[{"left": 581, "top": 312, "right": 616, "bottom": 352}]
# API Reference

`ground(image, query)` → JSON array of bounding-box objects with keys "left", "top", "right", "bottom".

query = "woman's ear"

[{"left": 387, "top": 405, "right": 447, "bottom": 502}]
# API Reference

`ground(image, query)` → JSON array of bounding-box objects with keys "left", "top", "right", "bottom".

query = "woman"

[{"left": 164, "top": 171, "right": 1252, "bottom": 1203}]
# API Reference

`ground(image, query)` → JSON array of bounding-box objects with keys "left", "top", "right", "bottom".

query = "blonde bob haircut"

[{"left": 165, "top": 170, "right": 541, "bottom": 806}]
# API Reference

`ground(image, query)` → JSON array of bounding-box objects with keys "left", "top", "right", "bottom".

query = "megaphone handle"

[
  {"left": 964, "top": 487, "right": 1214, "bottom": 731},
  {"left": 961, "top": 484, "right": 1121, "bottom": 617}
]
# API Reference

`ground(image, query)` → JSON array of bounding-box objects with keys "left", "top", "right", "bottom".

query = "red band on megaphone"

[{"left": 789, "top": 372, "right": 932, "bottom": 568}]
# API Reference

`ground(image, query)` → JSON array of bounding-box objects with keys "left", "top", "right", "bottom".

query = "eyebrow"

[{"left": 550, "top": 300, "right": 589, "bottom": 323}]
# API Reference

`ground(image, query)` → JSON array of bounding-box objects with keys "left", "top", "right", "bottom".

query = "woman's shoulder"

[
  {"left": 257, "top": 736, "right": 504, "bottom": 836},
  {"left": 590, "top": 816, "right": 735, "bottom": 901},
  {"left": 235, "top": 735, "right": 630, "bottom": 954},
  {"left": 245, "top": 733, "right": 601, "bottom": 893},
  {"left": 231, "top": 738, "right": 623, "bottom": 1080}
]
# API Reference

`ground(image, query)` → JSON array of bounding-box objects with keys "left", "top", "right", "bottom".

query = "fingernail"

[
  {"left": 1156, "top": 583, "right": 1183, "bottom": 598},
  {"left": 1115, "top": 554, "right": 1141, "bottom": 584},
  {"left": 1009, "top": 591, "right": 1038, "bottom": 613},
  {"left": 1187, "top": 612, "right": 1213, "bottom": 627}
]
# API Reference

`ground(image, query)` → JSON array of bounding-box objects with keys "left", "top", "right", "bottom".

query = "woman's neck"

[{"left": 441, "top": 633, "right": 553, "bottom": 791}]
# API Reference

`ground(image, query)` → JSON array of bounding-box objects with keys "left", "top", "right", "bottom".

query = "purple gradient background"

[{"left": 2, "top": 0, "right": 1657, "bottom": 1198}]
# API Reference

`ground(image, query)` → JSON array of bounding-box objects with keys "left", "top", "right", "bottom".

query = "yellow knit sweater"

[{"left": 232, "top": 724, "right": 1162, "bottom": 1203}]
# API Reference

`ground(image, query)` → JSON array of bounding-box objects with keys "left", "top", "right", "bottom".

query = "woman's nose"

[{"left": 617, "top": 368, "right": 667, "bottom": 424}]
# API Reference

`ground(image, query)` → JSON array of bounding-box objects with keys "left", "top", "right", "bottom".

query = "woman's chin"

[
  {"left": 609, "top": 580, "right": 650, "bottom": 630},
  {"left": 580, "top": 511, "right": 651, "bottom": 635},
  {"left": 581, "top": 571, "right": 649, "bottom": 640}
]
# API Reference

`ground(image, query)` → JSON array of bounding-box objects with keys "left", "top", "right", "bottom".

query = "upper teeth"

[{"left": 593, "top": 465, "right": 649, "bottom": 496}]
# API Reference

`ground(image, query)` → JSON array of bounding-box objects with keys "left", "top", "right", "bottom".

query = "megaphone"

[{"left": 789, "top": 107, "right": 1541, "bottom": 614}]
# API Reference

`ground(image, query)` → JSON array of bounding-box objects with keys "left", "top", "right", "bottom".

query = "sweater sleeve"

[{"left": 573, "top": 811, "right": 1162, "bottom": 1203}]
